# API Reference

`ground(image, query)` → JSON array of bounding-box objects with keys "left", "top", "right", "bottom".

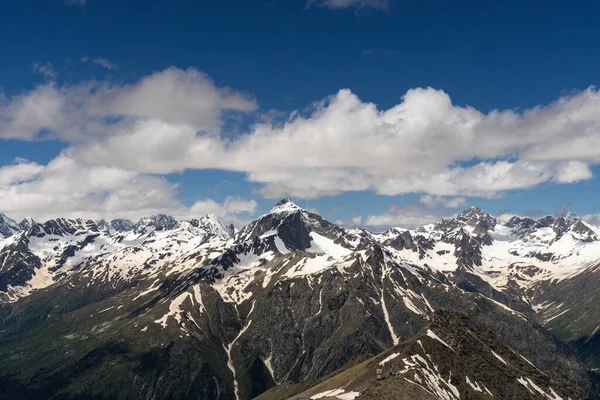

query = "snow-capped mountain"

[
  {"left": 0, "top": 200, "right": 599, "bottom": 400},
  {"left": 17, "top": 217, "right": 35, "bottom": 231},
  {"left": 0, "top": 213, "right": 20, "bottom": 238}
]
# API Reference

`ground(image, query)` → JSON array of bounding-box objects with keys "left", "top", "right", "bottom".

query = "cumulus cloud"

[
  {"left": 363, "top": 195, "right": 467, "bottom": 229},
  {"left": 307, "top": 0, "right": 391, "bottom": 11},
  {"left": 364, "top": 204, "right": 441, "bottom": 229},
  {"left": 65, "top": 83, "right": 597, "bottom": 197},
  {"left": 183, "top": 197, "right": 257, "bottom": 227},
  {"left": 0, "top": 67, "right": 256, "bottom": 141},
  {"left": 419, "top": 195, "right": 467, "bottom": 209},
  {"left": 0, "top": 160, "right": 44, "bottom": 186},
  {"left": 582, "top": 214, "right": 600, "bottom": 226},
  {"left": 0, "top": 156, "right": 257, "bottom": 224},
  {"left": 2, "top": 68, "right": 600, "bottom": 220}
]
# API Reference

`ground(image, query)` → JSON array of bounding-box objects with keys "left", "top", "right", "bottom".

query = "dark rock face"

[
  {"left": 110, "top": 219, "right": 134, "bottom": 232},
  {"left": 384, "top": 231, "right": 434, "bottom": 257},
  {"left": 18, "top": 218, "right": 35, "bottom": 232},
  {"left": 276, "top": 212, "right": 313, "bottom": 251},
  {"left": 553, "top": 215, "right": 577, "bottom": 240},
  {"left": 134, "top": 215, "right": 177, "bottom": 232},
  {"left": 0, "top": 236, "right": 41, "bottom": 292},
  {"left": 31, "top": 218, "right": 100, "bottom": 237},
  {"left": 444, "top": 228, "right": 484, "bottom": 268},
  {"left": 504, "top": 216, "right": 536, "bottom": 238},
  {"left": 95, "top": 219, "right": 111, "bottom": 234},
  {"left": 457, "top": 206, "right": 497, "bottom": 230},
  {"left": 572, "top": 220, "right": 599, "bottom": 242},
  {"left": 535, "top": 215, "right": 555, "bottom": 229},
  {"left": 505, "top": 216, "right": 535, "bottom": 229}
]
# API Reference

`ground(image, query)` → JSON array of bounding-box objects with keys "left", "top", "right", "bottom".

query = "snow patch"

[
  {"left": 310, "top": 388, "right": 360, "bottom": 399},
  {"left": 426, "top": 329, "right": 454, "bottom": 351},
  {"left": 379, "top": 352, "right": 399, "bottom": 366},
  {"left": 491, "top": 350, "right": 507, "bottom": 365}
]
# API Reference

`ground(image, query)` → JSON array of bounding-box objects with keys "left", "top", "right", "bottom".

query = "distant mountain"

[
  {"left": 0, "top": 213, "right": 19, "bottom": 238},
  {"left": 0, "top": 201, "right": 599, "bottom": 399}
]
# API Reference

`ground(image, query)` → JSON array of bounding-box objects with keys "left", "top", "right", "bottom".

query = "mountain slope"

[
  {"left": 0, "top": 214, "right": 20, "bottom": 239},
  {"left": 0, "top": 201, "right": 599, "bottom": 399},
  {"left": 268, "top": 310, "right": 583, "bottom": 400}
]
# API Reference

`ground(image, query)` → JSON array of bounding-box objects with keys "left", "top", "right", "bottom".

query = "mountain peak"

[
  {"left": 18, "top": 217, "right": 36, "bottom": 231},
  {"left": 109, "top": 219, "right": 134, "bottom": 232},
  {"left": 189, "top": 214, "right": 234, "bottom": 238},
  {"left": 457, "top": 206, "right": 496, "bottom": 230},
  {"left": 268, "top": 198, "right": 302, "bottom": 214},
  {"left": 134, "top": 214, "right": 177, "bottom": 231},
  {"left": 0, "top": 213, "right": 19, "bottom": 238}
]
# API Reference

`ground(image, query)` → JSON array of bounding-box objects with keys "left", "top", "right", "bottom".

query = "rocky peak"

[
  {"left": 109, "top": 219, "right": 134, "bottom": 232},
  {"left": 503, "top": 216, "right": 537, "bottom": 238},
  {"left": 0, "top": 214, "right": 20, "bottom": 238},
  {"left": 18, "top": 217, "right": 36, "bottom": 231},
  {"left": 433, "top": 218, "right": 462, "bottom": 233},
  {"left": 134, "top": 214, "right": 177, "bottom": 232},
  {"left": 552, "top": 214, "right": 577, "bottom": 234},
  {"left": 456, "top": 206, "right": 497, "bottom": 230},
  {"left": 235, "top": 199, "right": 347, "bottom": 252},
  {"left": 33, "top": 218, "right": 100, "bottom": 237},
  {"left": 267, "top": 198, "right": 303, "bottom": 215},
  {"left": 534, "top": 215, "right": 555, "bottom": 229},
  {"left": 505, "top": 216, "right": 535, "bottom": 229},
  {"left": 189, "top": 214, "right": 234, "bottom": 238},
  {"left": 550, "top": 215, "right": 599, "bottom": 242},
  {"left": 96, "top": 219, "right": 110, "bottom": 234}
]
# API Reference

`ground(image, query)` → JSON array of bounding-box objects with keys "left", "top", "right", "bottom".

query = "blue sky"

[{"left": 1, "top": 0, "right": 599, "bottom": 228}]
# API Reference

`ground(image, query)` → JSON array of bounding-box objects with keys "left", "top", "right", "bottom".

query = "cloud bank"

[{"left": 1, "top": 67, "right": 600, "bottom": 221}]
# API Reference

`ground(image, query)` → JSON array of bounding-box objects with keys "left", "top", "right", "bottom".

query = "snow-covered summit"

[
  {"left": 456, "top": 206, "right": 497, "bottom": 230},
  {"left": 18, "top": 217, "right": 36, "bottom": 231},
  {"left": 134, "top": 214, "right": 177, "bottom": 233},
  {"left": 189, "top": 213, "right": 234, "bottom": 239},
  {"left": 266, "top": 198, "right": 303, "bottom": 215}
]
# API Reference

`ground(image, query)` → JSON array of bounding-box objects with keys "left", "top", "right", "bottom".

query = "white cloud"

[
  {"left": 351, "top": 216, "right": 363, "bottom": 225},
  {"left": 2, "top": 69, "right": 600, "bottom": 220},
  {"left": 186, "top": 197, "right": 257, "bottom": 227},
  {"left": 307, "top": 0, "right": 390, "bottom": 11},
  {"left": 0, "top": 160, "right": 44, "bottom": 186},
  {"left": 0, "top": 157, "right": 256, "bottom": 224},
  {"left": 364, "top": 204, "right": 441, "bottom": 229},
  {"left": 552, "top": 160, "right": 593, "bottom": 183},
  {"left": 92, "top": 58, "right": 117, "bottom": 70},
  {"left": 582, "top": 214, "right": 600, "bottom": 227},
  {"left": 0, "top": 67, "right": 256, "bottom": 141},
  {"left": 419, "top": 195, "right": 467, "bottom": 209}
]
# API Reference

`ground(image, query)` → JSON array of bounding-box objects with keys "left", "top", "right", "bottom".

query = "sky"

[{"left": 1, "top": 0, "right": 600, "bottom": 229}]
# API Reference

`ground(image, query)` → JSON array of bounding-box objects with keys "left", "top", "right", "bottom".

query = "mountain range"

[{"left": 1, "top": 199, "right": 600, "bottom": 399}]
